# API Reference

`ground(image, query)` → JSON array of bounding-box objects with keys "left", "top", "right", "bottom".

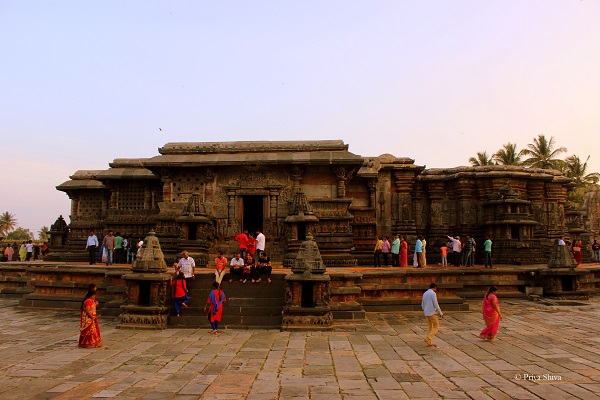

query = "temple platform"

[{"left": 2, "top": 261, "right": 600, "bottom": 329}]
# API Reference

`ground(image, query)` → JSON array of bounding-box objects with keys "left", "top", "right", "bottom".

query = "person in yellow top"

[
  {"left": 374, "top": 236, "right": 383, "bottom": 267},
  {"left": 421, "top": 236, "right": 427, "bottom": 267}
]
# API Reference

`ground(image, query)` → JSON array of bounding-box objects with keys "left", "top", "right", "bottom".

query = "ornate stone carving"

[
  {"left": 282, "top": 313, "right": 333, "bottom": 327},
  {"left": 122, "top": 284, "right": 131, "bottom": 306},
  {"left": 119, "top": 313, "right": 168, "bottom": 328}
]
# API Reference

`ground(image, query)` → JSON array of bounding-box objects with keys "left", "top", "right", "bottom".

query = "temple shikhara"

[{"left": 49, "top": 140, "right": 596, "bottom": 267}]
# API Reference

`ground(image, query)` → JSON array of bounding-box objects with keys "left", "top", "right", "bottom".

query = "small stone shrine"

[
  {"left": 541, "top": 240, "right": 590, "bottom": 299},
  {"left": 43, "top": 216, "right": 69, "bottom": 261},
  {"left": 282, "top": 234, "right": 332, "bottom": 331},
  {"left": 118, "top": 230, "right": 172, "bottom": 329}
]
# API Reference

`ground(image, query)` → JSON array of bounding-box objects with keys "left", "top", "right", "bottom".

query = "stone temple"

[{"left": 49, "top": 140, "right": 594, "bottom": 266}]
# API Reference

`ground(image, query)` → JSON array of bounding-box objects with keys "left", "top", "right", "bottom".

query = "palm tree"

[
  {"left": 38, "top": 226, "right": 50, "bottom": 241},
  {"left": 521, "top": 134, "right": 567, "bottom": 170},
  {"left": 564, "top": 155, "right": 600, "bottom": 186},
  {"left": 493, "top": 143, "right": 523, "bottom": 165},
  {"left": 0, "top": 211, "right": 17, "bottom": 236},
  {"left": 564, "top": 155, "right": 600, "bottom": 203},
  {"left": 469, "top": 151, "right": 495, "bottom": 166}
]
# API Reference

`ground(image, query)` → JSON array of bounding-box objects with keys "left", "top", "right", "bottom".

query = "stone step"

[
  {"left": 167, "top": 314, "right": 283, "bottom": 329},
  {"left": 167, "top": 270, "right": 286, "bottom": 328}
]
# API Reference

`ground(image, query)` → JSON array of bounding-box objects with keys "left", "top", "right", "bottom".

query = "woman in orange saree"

[
  {"left": 79, "top": 287, "right": 102, "bottom": 348},
  {"left": 479, "top": 286, "right": 502, "bottom": 341}
]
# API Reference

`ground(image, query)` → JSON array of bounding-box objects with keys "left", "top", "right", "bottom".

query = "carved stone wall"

[{"left": 54, "top": 142, "right": 584, "bottom": 266}]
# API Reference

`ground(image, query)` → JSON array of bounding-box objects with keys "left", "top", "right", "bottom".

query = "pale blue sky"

[{"left": 1, "top": 1, "right": 599, "bottom": 234}]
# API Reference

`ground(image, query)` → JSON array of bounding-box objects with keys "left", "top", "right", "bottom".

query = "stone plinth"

[{"left": 118, "top": 231, "right": 172, "bottom": 329}]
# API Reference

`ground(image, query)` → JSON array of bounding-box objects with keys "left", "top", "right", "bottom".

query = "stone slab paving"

[{"left": 1, "top": 298, "right": 600, "bottom": 399}]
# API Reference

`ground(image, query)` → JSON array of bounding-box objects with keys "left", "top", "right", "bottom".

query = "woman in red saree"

[
  {"left": 79, "top": 286, "right": 102, "bottom": 348},
  {"left": 400, "top": 236, "right": 409, "bottom": 267},
  {"left": 572, "top": 240, "right": 582, "bottom": 265},
  {"left": 204, "top": 281, "right": 226, "bottom": 334},
  {"left": 479, "top": 286, "right": 502, "bottom": 342}
]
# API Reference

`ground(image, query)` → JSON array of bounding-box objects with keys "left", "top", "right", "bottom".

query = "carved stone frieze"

[
  {"left": 119, "top": 313, "right": 168, "bottom": 328},
  {"left": 282, "top": 313, "right": 332, "bottom": 327}
]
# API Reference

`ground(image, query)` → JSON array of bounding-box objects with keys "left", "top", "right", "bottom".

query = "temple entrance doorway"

[{"left": 243, "top": 195, "right": 264, "bottom": 233}]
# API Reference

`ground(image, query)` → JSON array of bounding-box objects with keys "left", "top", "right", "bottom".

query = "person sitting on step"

[
  {"left": 228, "top": 253, "right": 245, "bottom": 283},
  {"left": 257, "top": 251, "right": 272, "bottom": 283},
  {"left": 242, "top": 254, "right": 256, "bottom": 284}
]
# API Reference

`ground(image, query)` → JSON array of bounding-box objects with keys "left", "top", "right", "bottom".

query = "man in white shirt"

[
  {"left": 85, "top": 231, "right": 99, "bottom": 265},
  {"left": 447, "top": 235, "right": 462, "bottom": 266},
  {"left": 25, "top": 240, "right": 34, "bottom": 261},
  {"left": 228, "top": 253, "right": 245, "bottom": 283},
  {"left": 177, "top": 251, "right": 195, "bottom": 280},
  {"left": 421, "top": 283, "right": 444, "bottom": 347},
  {"left": 255, "top": 229, "right": 266, "bottom": 259}
]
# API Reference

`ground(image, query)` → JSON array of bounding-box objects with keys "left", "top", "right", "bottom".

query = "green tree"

[
  {"left": 493, "top": 143, "right": 523, "bottom": 166},
  {"left": 564, "top": 155, "right": 600, "bottom": 203},
  {"left": 521, "top": 134, "right": 567, "bottom": 170},
  {"left": 0, "top": 212, "right": 17, "bottom": 237},
  {"left": 469, "top": 151, "right": 495, "bottom": 166},
  {"left": 564, "top": 155, "right": 600, "bottom": 185},
  {"left": 6, "top": 227, "right": 33, "bottom": 241},
  {"left": 38, "top": 226, "right": 50, "bottom": 241}
]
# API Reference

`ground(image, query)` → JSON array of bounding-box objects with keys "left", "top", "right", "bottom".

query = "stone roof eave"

[
  {"left": 56, "top": 180, "right": 106, "bottom": 192},
  {"left": 142, "top": 152, "right": 364, "bottom": 168}
]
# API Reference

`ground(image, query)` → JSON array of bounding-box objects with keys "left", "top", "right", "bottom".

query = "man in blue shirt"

[
  {"left": 421, "top": 283, "right": 444, "bottom": 347},
  {"left": 414, "top": 237, "right": 423, "bottom": 268},
  {"left": 391, "top": 234, "right": 400, "bottom": 267}
]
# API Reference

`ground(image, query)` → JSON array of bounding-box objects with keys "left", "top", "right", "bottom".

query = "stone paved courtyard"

[{"left": 1, "top": 297, "right": 600, "bottom": 400}]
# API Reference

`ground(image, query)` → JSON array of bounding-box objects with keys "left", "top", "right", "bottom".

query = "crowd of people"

[
  {"left": 1, "top": 240, "right": 49, "bottom": 261},
  {"left": 444, "top": 235, "right": 493, "bottom": 268},
  {"left": 163, "top": 229, "right": 270, "bottom": 333},
  {"left": 80, "top": 278, "right": 502, "bottom": 348},
  {"left": 373, "top": 234, "right": 494, "bottom": 268},
  {"left": 84, "top": 230, "right": 143, "bottom": 266}
]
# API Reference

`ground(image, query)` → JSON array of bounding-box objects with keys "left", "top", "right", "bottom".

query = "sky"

[{"left": 1, "top": 1, "right": 600, "bottom": 235}]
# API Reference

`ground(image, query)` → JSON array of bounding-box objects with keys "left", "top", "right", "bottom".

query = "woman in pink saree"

[{"left": 480, "top": 286, "right": 502, "bottom": 341}]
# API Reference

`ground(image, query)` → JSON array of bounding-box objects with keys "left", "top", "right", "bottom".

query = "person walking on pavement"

[{"left": 422, "top": 283, "right": 444, "bottom": 347}]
